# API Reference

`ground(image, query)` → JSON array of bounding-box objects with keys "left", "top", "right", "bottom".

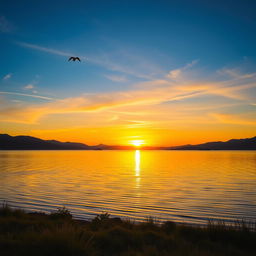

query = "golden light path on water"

[
  {"left": 135, "top": 150, "right": 141, "bottom": 191},
  {"left": 135, "top": 150, "right": 141, "bottom": 177},
  {"left": 0, "top": 150, "right": 256, "bottom": 224}
]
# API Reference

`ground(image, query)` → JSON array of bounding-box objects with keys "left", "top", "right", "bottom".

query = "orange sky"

[
  {"left": 1, "top": 65, "right": 256, "bottom": 146},
  {"left": 0, "top": 68, "right": 256, "bottom": 146},
  {"left": 1, "top": 67, "right": 256, "bottom": 146}
]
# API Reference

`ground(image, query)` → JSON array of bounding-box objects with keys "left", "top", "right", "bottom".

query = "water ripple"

[{"left": 0, "top": 150, "right": 256, "bottom": 224}]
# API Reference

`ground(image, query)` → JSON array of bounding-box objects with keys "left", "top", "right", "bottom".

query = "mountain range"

[
  {"left": 0, "top": 134, "right": 256, "bottom": 150},
  {"left": 166, "top": 137, "right": 256, "bottom": 150}
]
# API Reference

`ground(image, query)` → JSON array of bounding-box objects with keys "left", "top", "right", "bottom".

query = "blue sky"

[{"left": 0, "top": 0, "right": 256, "bottom": 145}]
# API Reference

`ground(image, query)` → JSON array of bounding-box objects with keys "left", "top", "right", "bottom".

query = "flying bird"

[{"left": 68, "top": 57, "right": 81, "bottom": 62}]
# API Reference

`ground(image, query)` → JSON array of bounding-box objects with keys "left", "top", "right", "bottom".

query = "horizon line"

[{"left": 1, "top": 133, "right": 255, "bottom": 148}]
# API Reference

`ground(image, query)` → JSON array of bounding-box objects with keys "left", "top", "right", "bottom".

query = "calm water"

[{"left": 0, "top": 150, "right": 256, "bottom": 224}]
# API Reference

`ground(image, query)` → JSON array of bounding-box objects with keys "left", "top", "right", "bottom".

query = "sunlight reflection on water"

[
  {"left": 135, "top": 150, "right": 140, "bottom": 176},
  {"left": 0, "top": 150, "right": 256, "bottom": 224}
]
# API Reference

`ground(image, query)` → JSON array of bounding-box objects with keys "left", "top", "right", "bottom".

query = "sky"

[{"left": 0, "top": 0, "right": 256, "bottom": 146}]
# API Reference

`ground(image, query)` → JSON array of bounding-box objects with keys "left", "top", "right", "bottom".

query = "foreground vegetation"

[{"left": 0, "top": 204, "right": 255, "bottom": 256}]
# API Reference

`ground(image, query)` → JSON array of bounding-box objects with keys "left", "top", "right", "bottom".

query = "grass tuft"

[{"left": 49, "top": 207, "right": 72, "bottom": 220}]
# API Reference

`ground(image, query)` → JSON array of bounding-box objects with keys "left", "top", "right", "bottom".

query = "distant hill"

[
  {"left": 0, "top": 134, "right": 256, "bottom": 150},
  {"left": 167, "top": 137, "right": 256, "bottom": 150},
  {"left": 0, "top": 134, "right": 92, "bottom": 150}
]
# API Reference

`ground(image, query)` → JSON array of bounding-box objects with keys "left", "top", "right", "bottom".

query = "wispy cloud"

[
  {"left": 0, "top": 91, "right": 53, "bottom": 100},
  {"left": 0, "top": 16, "right": 14, "bottom": 33},
  {"left": 167, "top": 59, "right": 199, "bottom": 80},
  {"left": 24, "top": 84, "right": 34, "bottom": 90},
  {"left": 218, "top": 68, "right": 256, "bottom": 80},
  {"left": 2, "top": 73, "right": 12, "bottom": 80},
  {"left": 0, "top": 85, "right": 204, "bottom": 123},
  {"left": 0, "top": 86, "right": 248, "bottom": 124},
  {"left": 211, "top": 112, "right": 256, "bottom": 125},
  {"left": 23, "top": 83, "right": 38, "bottom": 94},
  {"left": 17, "top": 42, "right": 77, "bottom": 58},
  {"left": 167, "top": 69, "right": 181, "bottom": 79},
  {"left": 104, "top": 74, "right": 127, "bottom": 82},
  {"left": 90, "top": 54, "right": 157, "bottom": 80}
]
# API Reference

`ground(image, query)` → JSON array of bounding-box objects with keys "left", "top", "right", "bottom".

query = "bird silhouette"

[{"left": 68, "top": 57, "right": 81, "bottom": 62}]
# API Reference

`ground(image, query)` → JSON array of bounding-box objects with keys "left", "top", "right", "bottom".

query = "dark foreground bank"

[{"left": 0, "top": 205, "right": 255, "bottom": 256}]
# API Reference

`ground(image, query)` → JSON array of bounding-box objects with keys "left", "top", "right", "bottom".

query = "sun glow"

[{"left": 130, "top": 140, "right": 145, "bottom": 147}]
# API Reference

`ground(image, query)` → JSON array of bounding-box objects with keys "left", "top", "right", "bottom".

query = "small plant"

[
  {"left": 95, "top": 212, "right": 110, "bottom": 222},
  {"left": 145, "top": 216, "right": 156, "bottom": 225},
  {"left": 91, "top": 212, "right": 111, "bottom": 230},
  {"left": 50, "top": 206, "right": 72, "bottom": 219}
]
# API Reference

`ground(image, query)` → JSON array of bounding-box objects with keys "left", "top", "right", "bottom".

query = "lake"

[{"left": 0, "top": 150, "right": 255, "bottom": 224}]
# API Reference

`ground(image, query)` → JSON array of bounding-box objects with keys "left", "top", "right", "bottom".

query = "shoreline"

[
  {"left": 3, "top": 201, "right": 255, "bottom": 228},
  {"left": 1, "top": 204, "right": 255, "bottom": 256}
]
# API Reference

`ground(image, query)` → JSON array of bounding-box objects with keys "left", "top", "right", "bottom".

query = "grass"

[{"left": 0, "top": 204, "right": 255, "bottom": 256}]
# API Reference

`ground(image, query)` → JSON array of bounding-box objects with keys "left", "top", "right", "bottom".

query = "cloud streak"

[
  {"left": 1, "top": 69, "right": 255, "bottom": 124},
  {"left": 24, "top": 84, "right": 34, "bottom": 90},
  {"left": 0, "top": 91, "right": 54, "bottom": 100},
  {"left": 17, "top": 42, "right": 77, "bottom": 58},
  {"left": 211, "top": 113, "right": 256, "bottom": 125},
  {"left": 104, "top": 74, "right": 127, "bottom": 82},
  {"left": 167, "top": 59, "right": 199, "bottom": 80},
  {"left": 2, "top": 73, "right": 12, "bottom": 80},
  {"left": 0, "top": 85, "right": 204, "bottom": 123}
]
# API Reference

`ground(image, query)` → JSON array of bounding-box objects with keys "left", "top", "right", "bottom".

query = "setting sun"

[{"left": 130, "top": 140, "right": 145, "bottom": 147}]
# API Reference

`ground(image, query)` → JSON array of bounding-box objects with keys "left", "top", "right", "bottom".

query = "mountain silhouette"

[
  {"left": 0, "top": 134, "right": 255, "bottom": 150},
  {"left": 166, "top": 137, "right": 256, "bottom": 150},
  {"left": 0, "top": 134, "right": 91, "bottom": 150}
]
